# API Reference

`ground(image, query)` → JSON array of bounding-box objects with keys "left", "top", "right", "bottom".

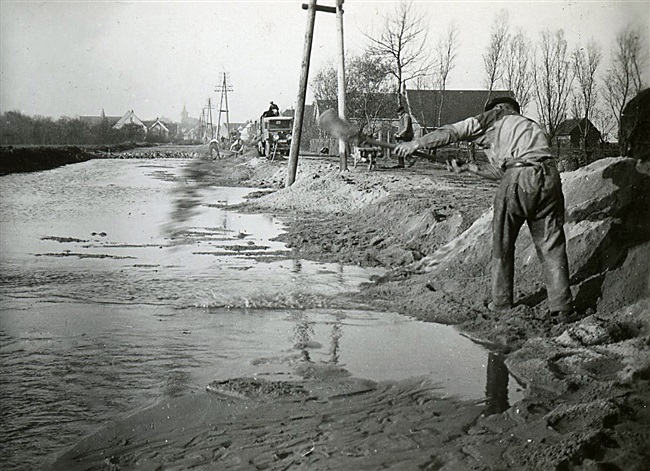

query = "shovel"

[{"left": 317, "top": 109, "right": 438, "bottom": 162}]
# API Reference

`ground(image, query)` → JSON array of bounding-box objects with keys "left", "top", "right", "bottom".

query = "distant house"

[
  {"left": 404, "top": 89, "right": 515, "bottom": 138},
  {"left": 178, "top": 105, "right": 201, "bottom": 141},
  {"left": 553, "top": 118, "right": 601, "bottom": 150},
  {"left": 239, "top": 120, "right": 257, "bottom": 142},
  {"left": 113, "top": 110, "right": 147, "bottom": 133},
  {"left": 78, "top": 109, "right": 120, "bottom": 127},
  {"left": 79, "top": 109, "right": 181, "bottom": 141},
  {"left": 214, "top": 122, "right": 246, "bottom": 141},
  {"left": 146, "top": 118, "right": 169, "bottom": 138}
]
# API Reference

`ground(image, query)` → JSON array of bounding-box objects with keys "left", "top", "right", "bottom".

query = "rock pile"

[{"left": 408, "top": 157, "right": 650, "bottom": 317}]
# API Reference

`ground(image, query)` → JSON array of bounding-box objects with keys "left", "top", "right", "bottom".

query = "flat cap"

[{"left": 485, "top": 96, "right": 520, "bottom": 114}]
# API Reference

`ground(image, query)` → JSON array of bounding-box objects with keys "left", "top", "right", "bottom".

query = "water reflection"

[
  {"left": 0, "top": 159, "right": 525, "bottom": 470},
  {"left": 329, "top": 323, "right": 342, "bottom": 365},
  {"left": 293, "top": 320, "right": 317, "bottom": 361},
  {"left": 292, "top": 318, "right": 344, "bottom": 367},
  {"left": 484, "top": 352, "right": 511, "bottom": 415}
]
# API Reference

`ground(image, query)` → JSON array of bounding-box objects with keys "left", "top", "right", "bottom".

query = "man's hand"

[{"left": 394, "top": 141, "right": 420, "bottom": 157}]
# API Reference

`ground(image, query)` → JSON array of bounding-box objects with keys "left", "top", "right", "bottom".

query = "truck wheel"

[
  {"left": 257, "top": 142, "right": 264, "bottom": 157},
  {"left": 265, "top": 141, "right": 272, "bottom": 159}
]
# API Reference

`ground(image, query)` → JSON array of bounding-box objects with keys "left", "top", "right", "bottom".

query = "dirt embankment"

[
  {"left": 0, "top": 143, "right": 209, "bottom": 176},
  {"left": 49, "top": 147, "right": 650, "bottom": 470},
  {"left": 0, "top": 145, "right": 98, "bottom": 175}
]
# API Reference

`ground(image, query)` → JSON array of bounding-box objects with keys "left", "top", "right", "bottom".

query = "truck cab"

[{"left": 257, "top": 116, "right": 293, "bottom": 159}]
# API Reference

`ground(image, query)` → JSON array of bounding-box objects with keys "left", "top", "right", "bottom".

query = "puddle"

[{"left": 1, "top": 159, "right": 523, "bottom": 470}]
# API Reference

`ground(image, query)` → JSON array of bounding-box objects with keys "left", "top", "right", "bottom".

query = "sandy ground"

[{"left": 51, "top": 146, "right": 649, "bottom": 470}]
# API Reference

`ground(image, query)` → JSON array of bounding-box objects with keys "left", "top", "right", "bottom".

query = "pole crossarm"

[{"left": 301, "top": 3, "right": 337, "bottom": 14}]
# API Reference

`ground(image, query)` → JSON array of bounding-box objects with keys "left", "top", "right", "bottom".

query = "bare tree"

[
  {"left": 502, "top": 29, "right": 534, "bottom": 113},
  {"left": 482, "top": 9, "right": 510, "bottom": 103},
  {"left": 591, "top": 106, "right": 616, "bottom": 145},
  {"left": 534, "top": 29, "right": 574, "bottom": 139},
  {"left": 364, "top": 1, "right": 433, "bottom": 104},
  {"left": 572, "top": 40, "right": 602, "bottom": 157},
  {"left": 433, "top": 22, "right": 459, "bottom": 126},
  {"left": 603, "top": 25, "right": 648, "bottom": 138},
  {"left": 347, "top": 54, "right": 395, "bottom": 134},
  {"left": 572, "top": 41, "right": 602, "bottom": 120},
  {"left": 311, "top": 58, "right": 339, "bottom": 103},
  {"left": 311, "top": 52, "right": 393, "bottom": 134}
]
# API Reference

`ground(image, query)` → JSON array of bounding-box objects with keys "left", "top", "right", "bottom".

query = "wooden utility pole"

[
  {"left": 287, "top": 0, "right": 341, "bottom": 187},
  {"left": 287, "top": 0, "right": 317, "bottom": 187},
  {"left": 204, "top": 98, "right": 215, "bottom": 141},
  {"left": 199, "top": 109, "right": 206, "bottom": 142},
  {"left": 336, "top": 0, "right": 347, "bottom": 171}
]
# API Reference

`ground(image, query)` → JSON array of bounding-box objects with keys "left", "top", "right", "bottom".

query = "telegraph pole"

[
  {"left": 203, "top": 98, "right": 215, "bottom": 141},
  {"left": 287, "top": 0, "right": 344, "bottom": 187},
  {"left": 199, "top": 109, "right": 205, "bottom": 142},
  {"left": 336, "top": 0, "right": 347, "bottom": 171},
  {"left": 215, "top": 72, "right": 233, "bottom": 143}
]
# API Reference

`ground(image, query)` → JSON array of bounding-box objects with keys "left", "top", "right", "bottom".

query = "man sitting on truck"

[{"left": 262, "top": 101, "right": 280, "bottom": 118}]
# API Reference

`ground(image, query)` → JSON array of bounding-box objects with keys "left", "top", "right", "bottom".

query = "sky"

[{"left": 1, "top": 0, "right": 648, "bottom": 124}]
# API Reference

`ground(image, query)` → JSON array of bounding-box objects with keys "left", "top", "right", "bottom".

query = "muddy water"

[{"left": 0, "top": 159, "right": 521, "bottom": 470}]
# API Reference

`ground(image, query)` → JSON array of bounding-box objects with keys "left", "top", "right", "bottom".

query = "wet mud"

[{"left": 49, "top": 146, "right": 650, "bottom": 470}]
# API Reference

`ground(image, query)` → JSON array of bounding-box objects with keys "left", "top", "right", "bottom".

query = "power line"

[{"left": 215, "top": 72, "right": 233, "bottom": 142}]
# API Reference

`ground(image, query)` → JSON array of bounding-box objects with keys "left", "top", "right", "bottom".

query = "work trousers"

[{"left": 491, "top": 161, "right": 573, "bottom": 312}]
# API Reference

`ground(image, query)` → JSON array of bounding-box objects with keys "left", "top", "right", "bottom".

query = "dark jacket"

[{"left": 396, "top": 112, "right": 414, "bottom": 141}]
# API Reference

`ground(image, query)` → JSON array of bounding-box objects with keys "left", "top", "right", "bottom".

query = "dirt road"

[{"left": 53, "top": 147, "right": 649, "bottom": 470}]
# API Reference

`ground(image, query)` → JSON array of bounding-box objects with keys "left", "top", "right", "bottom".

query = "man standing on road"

[
  {"left": 394, "top": 105, "right": 414, "bottom": 168},
  {"left": 394, "top": 96, "right": 573, "bottom": 317}
]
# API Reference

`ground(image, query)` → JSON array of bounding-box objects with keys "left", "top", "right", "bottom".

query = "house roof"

[
  {"left": 113, "top": 110, "right": 146, "bottom": 129},
  {"left": 78, "top": 115, "right": 121, "bottom": 127},
  {"left": 215, "top": 122, "right": 247, "bottom": 137},
  {"left": 226, "top": 122, "right": 246, "bottom": 132},
  {"left": 315, "top": 93, "right": 399, "bottom": 121},
  {"left": 148, "top": 118, "right": 169, "bottom": 132},
  {"left": 405, "top": 89, "right": 515, "bottom": 128},
  {"left": 555, "top": 118, "right": 599, "bottom": 136},
  {"left": 555, "top": 119, "right": 581, "bottom": 135},
  {"left": 282, "top": 108, "right": 297, "bottom": 118}
]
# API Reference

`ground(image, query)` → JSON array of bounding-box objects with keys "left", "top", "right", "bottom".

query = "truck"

[{"left": 257, "top": 116, "right": 294, "bottom": 160}]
